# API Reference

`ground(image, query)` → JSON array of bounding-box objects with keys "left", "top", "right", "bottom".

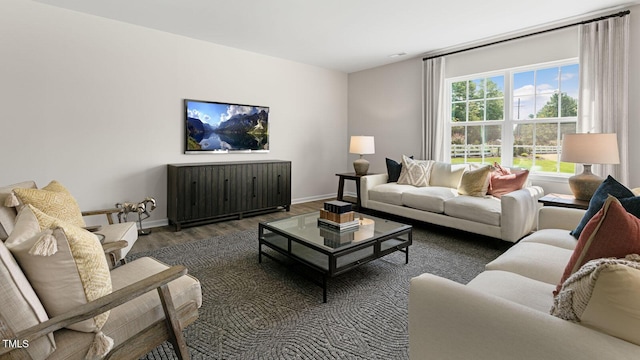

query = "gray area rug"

[{"left": 129, "top": 224, "right": 510, "bottom": 359}]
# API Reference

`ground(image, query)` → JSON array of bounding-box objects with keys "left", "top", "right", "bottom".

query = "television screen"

[{"left": 184, "top": 99, "right": 269, "bottom": 153}]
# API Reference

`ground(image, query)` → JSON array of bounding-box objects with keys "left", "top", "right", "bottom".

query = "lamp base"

[
  {"left": 568, "top": 164, "right": 603, "bottom": 201},
  {"left": 353, "top": 157, "right": 370, "bottom": 176}
]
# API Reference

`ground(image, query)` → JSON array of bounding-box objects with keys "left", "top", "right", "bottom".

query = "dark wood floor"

[{"left": 129, "top": 199, "right": 329, "bottom": 254}]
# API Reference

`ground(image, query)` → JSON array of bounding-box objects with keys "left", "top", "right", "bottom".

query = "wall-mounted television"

[{"left": 184, "top": 99, "right": 269, "bottom": 153}]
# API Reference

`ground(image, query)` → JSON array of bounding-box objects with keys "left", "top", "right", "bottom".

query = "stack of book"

[{"left": 317, "top": 200, "right": 359, "bottom": 232}]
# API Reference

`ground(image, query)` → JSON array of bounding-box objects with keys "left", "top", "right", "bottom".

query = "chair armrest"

[
  {"left": 82, "top": 208, "right": 122, "bottom": 225},
  {"left": 499, "top": 186, "right": 544, "bottom": 242},
  {"left": 360, "top": 174, "right": 388, "bottom": 208},
  {"left": 538, "top": 206, "right": 586, "bottom": 231},
  {"left": 0, "top": 264, "right": 187, "bottom": 356},
  {"left": 409, "top": 273, "right": 639, "bottom": 360},
  {"left": 102, "top": 240, "right": 128, "bottom": 268}
]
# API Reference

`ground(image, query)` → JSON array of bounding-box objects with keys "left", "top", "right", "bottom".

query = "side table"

[
  {"left": 336, "top": 172, "right": 372, "bottom": 209},
  {"left": 538, "top": 193, "right": 589, "bottom": 210}
]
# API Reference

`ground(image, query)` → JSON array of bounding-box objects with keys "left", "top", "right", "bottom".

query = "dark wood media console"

[{"left": 167, "top": 160, "right": 291, "bottom": 231}]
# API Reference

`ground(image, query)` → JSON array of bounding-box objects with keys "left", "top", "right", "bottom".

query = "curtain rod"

[{"left": 422, "top": 10, "right": 630, "bottom": 61}]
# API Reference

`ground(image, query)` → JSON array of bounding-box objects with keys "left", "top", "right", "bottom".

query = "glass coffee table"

[{"left": 258, "top": 212, "right": 412, "bottom": 302}]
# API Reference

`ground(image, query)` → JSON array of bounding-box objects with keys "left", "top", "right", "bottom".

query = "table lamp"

[
  {"left": 560, "top": 133, "right": 620, "bottom": 201},
  {"left": 349, "top": 136, "right": 375, "bottom": 175}
]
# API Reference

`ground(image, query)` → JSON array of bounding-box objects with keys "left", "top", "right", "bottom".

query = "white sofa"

[
  {"left": 409, "top": 206, "right": 640, "bottom": 359},
  {"left": 360, "top": 162, "right": 544, "bottom": 242}
]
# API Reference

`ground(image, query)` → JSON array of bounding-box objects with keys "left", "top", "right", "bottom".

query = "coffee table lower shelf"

[{"left": 258, "top": 221, "right": 412, "bottom": 303}]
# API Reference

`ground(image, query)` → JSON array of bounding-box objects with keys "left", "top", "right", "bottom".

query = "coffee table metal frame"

[{"left": 258, "top": 212, "right": 412, "bottom": 302}]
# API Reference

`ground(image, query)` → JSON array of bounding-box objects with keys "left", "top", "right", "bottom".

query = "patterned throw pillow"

[
  {"left": 397, "top": 155, "right": 434, "bottom": 187},
  {"left": 555, "top": 196, "right": 640, "bottom": 296},
  {"left": 457, "top": 165, "right": 491, "bottom": 197},
  {"left": 11, "top": 180, "right": 86, "bottom": 228},
  {"left": 5, "top": 205, "right": 113, "bottom": 358},
  {"left": 551, "top": 254, "right": 640, "bottom": 346}
]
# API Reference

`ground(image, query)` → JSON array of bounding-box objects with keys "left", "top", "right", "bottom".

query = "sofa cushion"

[
  {"left": 443, "top": 195, "right": 501, "bottom": 226},
  {"left": 551, "top": 255, "right": 640, "bottom": 346},
  {"left": 0, "top": 180, "right": 37, "bottom": 241},
  {"left": 11, "top": 180, "right": 86, "bottom": 228},
  {"left": 97, "top": 221, "right": 139, "bottom": 259},
  {"left": 6, "top": 205, "right": 112, "bottom": 334},
  {"left": 397, "top": 155, "right": 434, "bottom": 187},
  {"left": 556, "top": 196, "right": 640, "bottom": 295},
  {"left": 369, "top": 183, "right": 417, "bottom": 206},
  {"left": 457, "top": 165, "right": 491, "bottom": 197},
  {"left": 429, "top": 162, "right": 467, "bottom": 189},
  {"left": 467, "top": 270, "right": 556, "bottom": 313},
  {"left": 401, "top": 186, "right": 458, "bottom": 213},
  {"left": 485, "top": 242, "right": 573, "bottom": 285},
  {"left": 518, "top": 229, "right": 577, "bottom": 250},
  {"left": 0, "top": 236, "right": 56, "bottom": 359},
  {"left": 571, "top": 176, "right": 635, "bottom": 239}
]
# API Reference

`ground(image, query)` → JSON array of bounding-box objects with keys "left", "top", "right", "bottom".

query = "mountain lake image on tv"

[{"left": 185, "top": 99, "right": 269, "bottom": 153}]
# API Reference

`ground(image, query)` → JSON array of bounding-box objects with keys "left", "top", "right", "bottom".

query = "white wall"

[
  {"left": 0, "top": 0, "right": 348, "bottom": 227},
  {"left": 349, "top": 7, "right": 640, "bottom": 193}
]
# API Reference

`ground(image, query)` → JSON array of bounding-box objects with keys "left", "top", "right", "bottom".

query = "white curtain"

[
  {"left": 578, "top": 15, "right": 630, "bottom": 184},
  {"left": 422, "top": 57, "right": 447, "bottom": 161}
]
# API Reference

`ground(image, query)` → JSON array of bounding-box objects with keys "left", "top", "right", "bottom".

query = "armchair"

[{"left": 0, "top": 240, "right": 202, "bottom": 359}]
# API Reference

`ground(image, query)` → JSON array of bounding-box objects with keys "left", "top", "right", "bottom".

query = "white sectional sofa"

[
  {"left": 408, "top": 206, "right": 640, "bottom": 360},
  {"left": 360, "top": 161, "right": 544, "bottom": 242}
]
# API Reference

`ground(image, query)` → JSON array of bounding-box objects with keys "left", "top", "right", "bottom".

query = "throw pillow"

[
  {"left": 554, "top": 196, "right": 640, "bottom": 295},
  {"left": 386, "top": 156, "right": 412, "bottom": 183},
  {"left": 5, "top": 205, "right": 113, "bottom": 358},
  {"left": 10, "top": 180, "right": 86, "bottom": 228},
  {"left": 0, "top": 237, "right": 56, "bottom": 359},
  {"left": 457, "top": 165, "right": 491, "bottom": 197},
  {"left": 488, "top": 163, "right": 529, "bottom": 198},
  {"left": 571, "top": 176, "right": 634, "bottom": 239},
  {"left": 397, "top": 155, "right": 434, "bottom": 187},
  {"left": 551, "top": 255, "right": 640, "bottom": 346},
  {"left": 0, "top": 180, "right": 37, "bottom": 241},
  {"left": 429, "top": 162, "right": 468, "bottom": 188}
]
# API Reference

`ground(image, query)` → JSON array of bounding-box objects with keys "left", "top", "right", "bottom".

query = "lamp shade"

[
  {"left": 349, "top": 136, "right": 375, "bottom": 155},
  {"left": 560, "top": 133, "right": 620, "bottom": 165}
]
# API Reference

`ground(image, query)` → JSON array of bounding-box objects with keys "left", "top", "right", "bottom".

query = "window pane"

[
  {"left": 485, "top": 124, "right": 502, "bottom": 159},
  {"left": 452, "top": 103, "right": 466, "bottom": 122},
  {"left": 513, "top": 95, "right": 534, "bottom": 120},
  {"left": 486, "top": 99, "right": 504, "bottom": 120},
  {"left": 468, "top": 101, "right": 484, "bottom": 121},
  {"left": 560, "top": 123, "right": 577, "bottom": 174},
  {"left": 560, "top": 64, "right": 579, "bottom": 117},
  {"left": 470, "top": 79, "right": 485, "bottom": 100},
  {"left": 486, "top": 76, "right": 504, "bottom": 98},
  {"left": 536, "top": 93, "right": 559, "bottom": 118},
  {"left": 513, "top": 124, "right": 533, "bottom": 169},
  {"left": 451, "top": 126, "right": 466, "bottom": 161},
  {"left": 452, "top": 81, "right": 467, "bottom": 101},
  {"left": 535, "top": 123, "right": 558, "bottom": 172},
  {"left": 513, "top": 71, "right": 534, "bottom": 120}
]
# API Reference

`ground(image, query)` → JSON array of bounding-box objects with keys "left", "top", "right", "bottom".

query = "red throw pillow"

[
  {"left": 554, "top": 195, "right": 640, "bottom": 295},
  {"left": 488, "top": 163, "right": 529, "bottom": 198}
]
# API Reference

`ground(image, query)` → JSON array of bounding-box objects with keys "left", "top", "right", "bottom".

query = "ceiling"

[{"left": 34, "top": 0, "right": 639, "bottom": 73}]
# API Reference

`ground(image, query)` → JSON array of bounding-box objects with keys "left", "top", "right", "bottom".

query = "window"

[{"left": 447, "top": 60, "right": 579, "bottom": 175}]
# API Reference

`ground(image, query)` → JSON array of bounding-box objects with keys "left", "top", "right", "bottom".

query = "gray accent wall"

[{"left": 0, "top": 0, "right": 348, "bottom": 227}]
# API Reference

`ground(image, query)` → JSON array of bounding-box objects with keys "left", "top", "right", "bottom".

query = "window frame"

[{"left": 444, "top": 58, "right": 579, "bottom": 179}]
